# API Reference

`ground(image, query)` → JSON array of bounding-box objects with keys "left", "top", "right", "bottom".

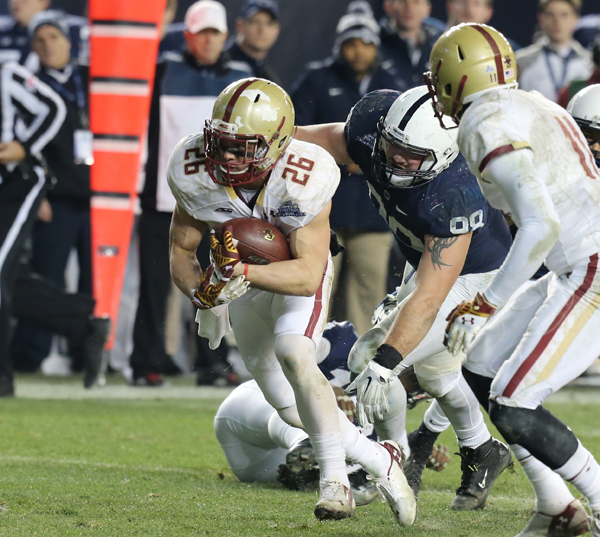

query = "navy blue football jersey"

[
  {"left": 344, "top": 89, "right": 512, "bottom": 275},
  {"left": 317, "top": 321, "right": 358, "bottom": 389}
]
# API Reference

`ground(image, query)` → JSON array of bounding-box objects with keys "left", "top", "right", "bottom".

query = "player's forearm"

[
  {"left": 237, "top": 258, "right": 325, "bottom": 296},
  {"left": 383, "top": 292, "right": 441, "bottom": 362},
  {"left": 170, "top": 247, "right": 203, "bottom": 299},
  {"left": 482, "top": 150, "right": 561, "bottom": 306}
]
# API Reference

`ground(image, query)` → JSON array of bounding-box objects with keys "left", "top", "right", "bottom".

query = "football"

[{"left": 214, "top": 218, "right": 291, "bottom": 265}]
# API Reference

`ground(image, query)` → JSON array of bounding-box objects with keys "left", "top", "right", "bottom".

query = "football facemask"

[
  {"left": 206, "top": 78, "right": 295, "bottom": 187},
  {"left": 204, "top": 119, "right": 271, "bottom": 187},
  {"left": 371, "top": 86, "right": 459, "bottom": 188}
]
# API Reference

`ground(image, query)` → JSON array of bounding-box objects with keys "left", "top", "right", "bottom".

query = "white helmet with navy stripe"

[
  {"left": 567, "top": 84, "right": 600, "bottom": 134},
  {"left": 371, "top": 85, "right": 459, "bottom": 188}
]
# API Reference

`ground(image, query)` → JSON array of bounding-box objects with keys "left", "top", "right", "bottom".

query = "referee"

[{"left": 0, "top": 60, "right": 65, "bottom": 397}]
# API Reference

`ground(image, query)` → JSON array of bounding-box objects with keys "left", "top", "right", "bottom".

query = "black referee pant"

[
  {"left": 0, "top": 167, "right": 46, "bottom": 386},
  {"left": 129, "top": 208, "right": 173, "bottom": 379}
]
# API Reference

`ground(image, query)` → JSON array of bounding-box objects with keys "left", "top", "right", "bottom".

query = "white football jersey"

[
  {"left": 459, "top": 88, "right": 600, "bottom": 275},
  {"left": 167, "top": 134, "right": 340, "bottom": 236}
]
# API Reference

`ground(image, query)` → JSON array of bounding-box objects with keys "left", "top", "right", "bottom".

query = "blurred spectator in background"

[
  {"left": 159, "top": 0, "right": 184, "bottom": 59},
  {"left": 226, "top": 0, "right": 281, "bottom": 84},
  {"left": 378, "top": 0, "right": 443, "bottom": 90},
  {"left": 0, "top": 0, "right": 87, "bottom": 70},
  {"left": 292, "top": 7, "right": 395, "bottom": 335},
  {"left": 131, "top": 0, "right": 251, "bottom": 387},
  {"left": 445, "top": 0, "right": 521, "bottom": 50},
  {"left": 558, "top": 35, "right": 600, "bottom": 107},
  {"left": 445, "top": 0, "right": 492, "bottom": 27},
  {"left": 0, "top": 61, "right": 65, "bottom": 396},
  {"left": 517, "top": 0, "right": 592, "bottom": 103},
  {"left": 11, "top": 10, "right": 93, "bottom": 376},
  {"left": 574, "top": 13, "right": 600, "bottom": 49}
]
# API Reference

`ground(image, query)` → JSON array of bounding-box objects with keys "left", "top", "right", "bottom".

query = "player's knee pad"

[
  {"left": 416, "top": 369, "right": 460, "bottom": 399},
  {"left": 488, "top": 401, "right": 579, "bottom": 468},
  {"left": 274, "top": 335, "right": 314, "bottom": 377}
]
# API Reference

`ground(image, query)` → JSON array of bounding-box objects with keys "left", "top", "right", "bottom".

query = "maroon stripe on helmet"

[
  {"left": 222, "top": 78, "right": 257, "bottom": 123},
  {"left": 473, "top": 25, "right": 505, "bottom": 85},
  {"left": 451, "top": 75, "right": 468, "bottom": 119},
  {"left": 479, "top": 144, "right": 518, "bottom": 173}
]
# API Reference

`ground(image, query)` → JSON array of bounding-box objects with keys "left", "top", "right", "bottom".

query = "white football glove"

[
  {"left": 192, "top": 265, "right": 250, "bottom": 310},
  {"left": 444, "top": 292, "right": 497, "bottom": 356},
  {"left": 345, "top": 361, "right": 394, "bottom": 427},
  {"left": 218, "top": 274, "right": 250, "bottom": 305}
]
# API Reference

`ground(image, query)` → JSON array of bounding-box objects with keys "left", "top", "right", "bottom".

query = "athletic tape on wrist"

[{"left": 373, "top": 344, "right": 404, "bottom": 370}]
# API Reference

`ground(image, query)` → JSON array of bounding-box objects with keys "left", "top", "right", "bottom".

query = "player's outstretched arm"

[
  {"left": 231, "top": 203, "right": 332, "bottom": 297},
  {"left": 385, "top": 233, "right": 472, "bottom": 362},
  {"left": 294, "top": 124, "right": 354, "bottom": 166},
  {"left": 169, "top": 204, "right": 208, "bottom": 297},
  {"left": 480, "top": 149, "right": 561, "bottom": 307}
]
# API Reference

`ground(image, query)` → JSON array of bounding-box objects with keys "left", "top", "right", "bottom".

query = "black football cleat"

[
  {"left": 404, "top": 424, "right": 440, "bottom": 498},
  {"left": 276, "top": 438, "right": 320, "bottom": 491},
  {"left": 451, "top": 437, "right": 512, "bottom": 510}
]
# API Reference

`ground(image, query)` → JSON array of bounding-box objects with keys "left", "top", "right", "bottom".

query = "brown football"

[{"left": 214, "top": 218, "right": 291, "bottom": 265}]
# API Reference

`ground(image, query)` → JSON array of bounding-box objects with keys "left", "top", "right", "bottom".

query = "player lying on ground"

[
  {"left": 428, "top": 23, "right": 600, "bottom": 537},
  {"left": 215, "top": 321, "right": 450, "bottom": 506},
  {"left": 168, "top": 77, "right": 416, "bottom": 524},
  {"left": 295, "top": 85, "right": 512, "bottom": 510}
]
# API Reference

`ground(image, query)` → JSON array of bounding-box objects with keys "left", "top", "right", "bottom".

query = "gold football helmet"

[
  {"left": 205, "top": 78, "right": 295, "bottom": 187},
  {"left": 425, "top": 23, "right": 517, "bottom": 126}
]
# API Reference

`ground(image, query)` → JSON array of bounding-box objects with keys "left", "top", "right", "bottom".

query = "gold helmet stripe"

[
  {"left": 222, "top": 78, "right": 258, "bottom": 123},
  {"left": 473, "top": 25, "right": 505, "bottom": 85}
]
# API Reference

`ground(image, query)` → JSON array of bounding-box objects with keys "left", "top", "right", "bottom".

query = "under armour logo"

[
  {"left": 504, "top": 55, "right": 512, "bottom": 67},
  {"left": 461, "top": 318, "right": 475, "bottom": 325},
  {"left": 556, "top": 516, "right": 569, "bottom": 529}
]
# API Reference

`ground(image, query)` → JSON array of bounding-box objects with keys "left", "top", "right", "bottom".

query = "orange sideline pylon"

[{"left": 88, "top": 0, "right": 166, "bottom": 348}]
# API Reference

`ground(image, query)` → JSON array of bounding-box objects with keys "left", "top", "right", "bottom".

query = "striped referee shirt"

[{"left": 0, "top": 61, "right": 66, "bottom": 183}]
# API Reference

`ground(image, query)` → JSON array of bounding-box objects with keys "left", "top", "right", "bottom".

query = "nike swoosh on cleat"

[{"left": 478, "top": 469, "right": 488, "bottom": 489}]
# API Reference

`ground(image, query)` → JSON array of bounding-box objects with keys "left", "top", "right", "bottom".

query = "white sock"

[
  {"left": 310, "top": 432, "right": 349, "bottom": 486},
  {"left": 511, "top": 444, "right": 574, "bottom": 514},
  {"left": 556, "top": 442, "right": 600, "bottom": 512},
  {"left": 267, "top": 411, "right": 308, "bottom": 449},
  {"left": 423, "top": 400, "right": 451, "bottom": 434},
  {"left": 373, "top": 376, "right": 408, "bottom": 446},
  {"left": 436, "top": 375, "right": 491, "bottom": 448},
  {"left": 338, "top": 408, "right": 391, "bottom": 478}
]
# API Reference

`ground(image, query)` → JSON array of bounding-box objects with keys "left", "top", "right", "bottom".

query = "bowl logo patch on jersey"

[{"left": 270, "top": 201, "right": 306, "bottom": 218}]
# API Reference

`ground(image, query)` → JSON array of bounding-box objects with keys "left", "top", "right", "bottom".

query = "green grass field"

[{"left": 0, "top": 375, "right": 598, "bottom": 536}]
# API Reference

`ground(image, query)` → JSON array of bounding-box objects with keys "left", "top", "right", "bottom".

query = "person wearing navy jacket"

[{"left": 292, "top": 8, "right": 399, "bottom": 335}]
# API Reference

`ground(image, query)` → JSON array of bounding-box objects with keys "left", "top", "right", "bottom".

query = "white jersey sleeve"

[
  {"left": 458, "top": 88, "right": 600, "bottom": 300},
  {"left": 458, "top": 90, "right": 532, "bottom": 184}
]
